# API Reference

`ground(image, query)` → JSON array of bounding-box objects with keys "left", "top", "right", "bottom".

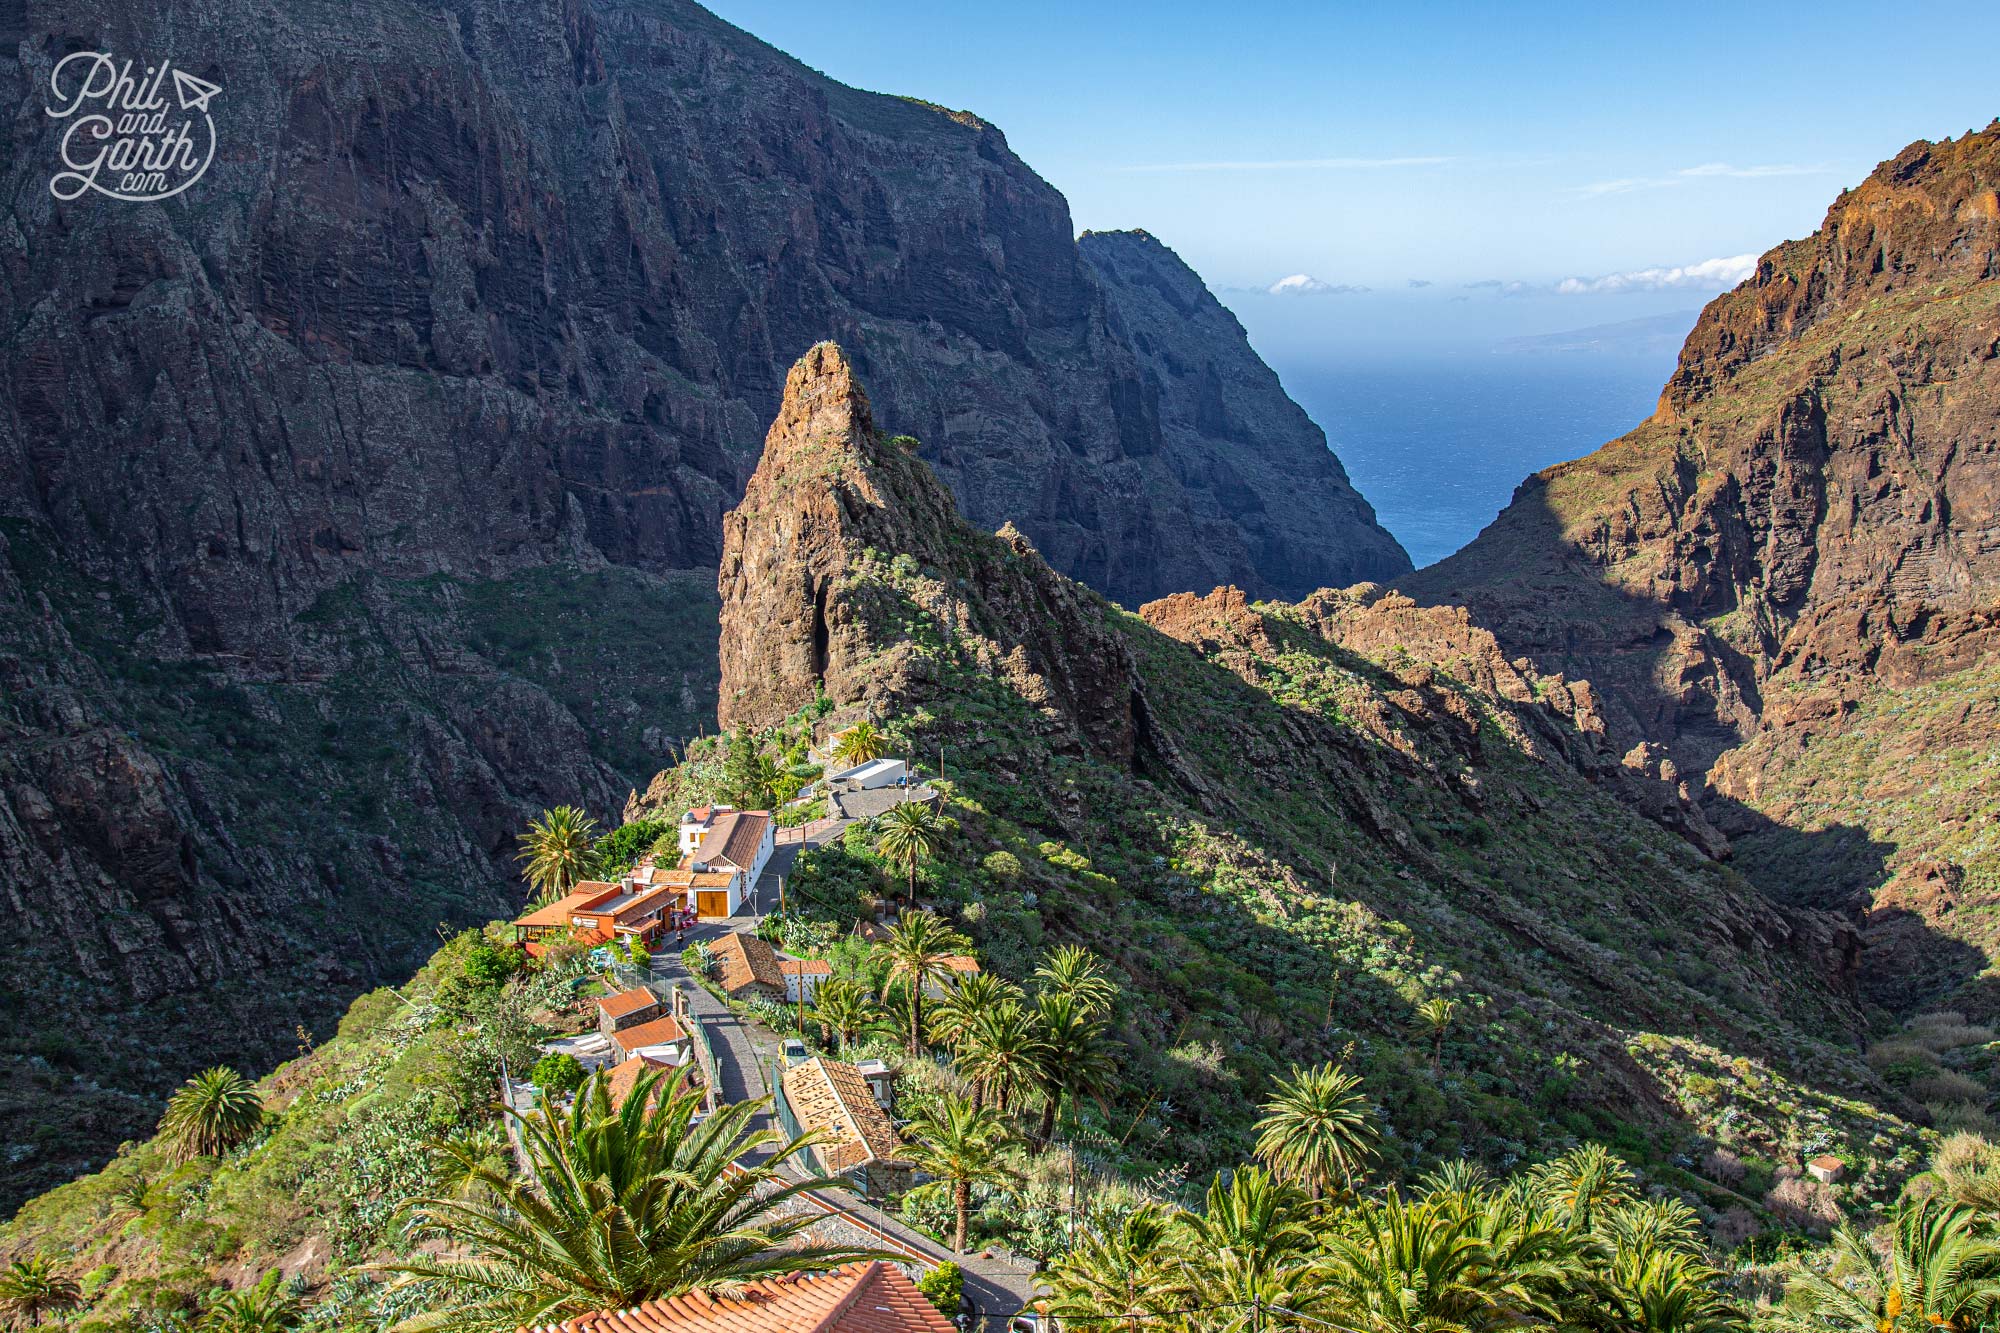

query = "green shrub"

[
  {"left": 529, "top": 1053, "right": 584, "bottom": 1097},
  {"left": 916, "top": 1261, "right": 961, "bottom": 1315},
  {"left": 597, "top": 819, "right": 676, "bottom": 875}
]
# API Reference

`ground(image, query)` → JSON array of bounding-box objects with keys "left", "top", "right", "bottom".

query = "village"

[{"left": 496, "top": 719, "right": 1060, "bottom": 1330}]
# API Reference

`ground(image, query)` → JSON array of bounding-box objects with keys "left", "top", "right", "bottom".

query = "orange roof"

[
  {"left": 612, "top": 1014, "right": 688, "bottom": 1058},
  {"left": 610, "top": 886, "right": 680, "bottom": 925},
  {"left": 712, "top": 932, "right": 784, "bottom": 995},
  {"left": 938, "top": 955, "right": 980, "bottom": 974},
  {"left": 780, "top": 1057, "right": 905, "bottom": 1174},
  {"left": 596, "top": 987, "right": 661, "bottom": 1020},
  {"left": 658, "top": 867, "right": 738, "bottom": 889},
  {"left": 515, "top": 883, "right": 621, "bottom": 929},
  {"left": 522, "top": 1261, "right": 952, "bottom": 1333},
  {"left": 781, "top": 958, "right": 833, "bottom": 976},
  {"left": 602, "top": 1054, "right": 692, "bottom": 1110}
]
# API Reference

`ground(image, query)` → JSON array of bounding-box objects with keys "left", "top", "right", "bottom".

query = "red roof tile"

[
  {"left": 522, "top": 1262, "right": 953, "bottom": 1333},
  {"left": 596, "top": 987, "right": 661, "bottom": 1020},
  {"left": 712, "top": 932, "right": 784, "bottom": 995},
  {"left": 611, "top": 1015, "right": 687, "bottom": 1059}
]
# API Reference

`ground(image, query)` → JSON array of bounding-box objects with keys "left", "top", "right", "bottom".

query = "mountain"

[
  {"left": 677, "top": 341, "right": 1917, "bottom": 1188},
  {"left": 0, "top": 0, "right": 1404, "bottom": 1209},
  {"left": 1403, "top": 123, "right": 2000, "bottom": 1014},
  {"left": 0, "top": 344, "right": 1958, "bottom": 1323}
]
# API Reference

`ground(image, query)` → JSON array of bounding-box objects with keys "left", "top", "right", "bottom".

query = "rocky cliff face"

[
  {"left": 0, "top": 0, "right": 1404, "bottom": 1205},
  {"left": 1403, "top": 123, "right": 2000, "bottom": 1010}
]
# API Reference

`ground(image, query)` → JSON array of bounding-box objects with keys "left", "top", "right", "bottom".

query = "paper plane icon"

[{"left": 172, "top": 68, "right": 221, "bottom": 113}]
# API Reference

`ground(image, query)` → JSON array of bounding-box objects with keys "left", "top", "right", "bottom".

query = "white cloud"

[
  {"left": 1266, "top": 274, "right": 1370, "bottom": 296},
  {"left": 1116, "top": 154, "right": 1452, "bottom": 174},
  {"left": 1557, "top": 254, "right": 1758, "bottom": 294},
  {"left": 1569, "top": 162, "right": 1836, "bottom": 195},
  {"left": 1677, "top": 162, "right": 1830, "bottom": 179}
]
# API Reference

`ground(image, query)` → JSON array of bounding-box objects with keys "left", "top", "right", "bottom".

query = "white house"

[
  {"left": 663, "top": 808, "right": 773, "bottom": 918},
  {"left": 921, "top": 955, "right": 981, "bottom": 998},
  {"left": 779, "top": 956, "right": 832, "bottom": 1004}
]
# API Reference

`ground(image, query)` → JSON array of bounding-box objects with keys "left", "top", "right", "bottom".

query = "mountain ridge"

[{"left": 1402, "top": 120, "right": 2000, "bottom": 1013}]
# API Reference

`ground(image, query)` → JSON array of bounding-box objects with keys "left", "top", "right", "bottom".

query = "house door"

[{"left": 695, "top": 890, "right": 730, "bottom": 919}]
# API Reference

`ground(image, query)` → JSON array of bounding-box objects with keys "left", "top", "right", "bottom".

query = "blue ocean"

[{"left": 1279, "top": 353, "right": 1679, "bottom": 570}]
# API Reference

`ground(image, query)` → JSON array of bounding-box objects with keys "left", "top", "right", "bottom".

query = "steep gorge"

[{"left": 0, "top": 0, "right": 1405, "bottom": 1206}]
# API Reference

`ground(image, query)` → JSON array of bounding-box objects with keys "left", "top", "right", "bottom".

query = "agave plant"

[
  {"left": 159, "top": 1066, "right": 265, "bottom": 1164},
  {"left": 379, "top": 1068, "right": 892, "bottom": 1333}
]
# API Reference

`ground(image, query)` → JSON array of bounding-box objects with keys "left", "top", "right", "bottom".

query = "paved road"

[{"left": 648, "top": 921, "right": 1038, "bottom": 1330}]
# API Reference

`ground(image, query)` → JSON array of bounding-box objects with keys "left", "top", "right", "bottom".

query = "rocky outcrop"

[
  {"left": 717, "top": 343, "right": 1155, "bottom": 772},
  {"left": 1401, "top": 123, "right": 2000, "bottom": 1008},
  {"left": 1408, "top": 123, "right": 1999, "bottom": 761}
]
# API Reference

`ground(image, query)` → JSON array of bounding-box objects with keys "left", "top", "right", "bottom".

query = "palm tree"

[
  {"left": 874, "top": 801, "right": 945, "bottom": 909},
  {"left": 1318, "top": 1192, "right": 1545, "bottom": 1333},
  {"left": 955, "top": 1001, "right": 1047, "bottom": 1115},
  {"left": 1043, "top": 1202, "right": 1192, "bottom": 1333},
  {"left": 1416, "top": 996, "right": 1458, "bottom": 1073},
  {"left": 900, "top": 1092, "right": 1021, "bottom": 1251},
  {"left": 159, "top": 1066, "right": 265, "bottom": 1164},
  {"left": 881, "top": 911, "right": 971, "bottom": 1055},
  {"left": 1252, "top": 1062, "right": 1378, "bottom": 1200},
  {"left": 1034, "top": 944, "right": 1117, "bottom": 1016},
  {"left": 379, "top": 1069, "right": 892, "bottom": 1333},
  {"left": 932, "top": 971, "right": 1024, "bottom": 1053},
  {"left": 1590, "top": 1247, "right": 1744, "bottom": 1333},
  {"left": 1029, "top": 991, "right": 1116, "bottom": 1153},
  {"left": 197, "top": 1274, "right": 303, "bottom": 1333},
  {"left": 1174, "top": 1167, "right": 1327, "bottom": 1332},
  {"left": 0, "top": 1257, "right": 81, "bottom": 1329},
  {"left": 1789, "top": 1201, "right": 2000, "bottom": 1332},
  {"left": 1530, "top": 1142, "right": 1635, "bottom": 1230},
  {"left": 809, "top": 978, "right": 886, "bottom": 1052},
  {"left": 515, "top": 805, "right": 602, "bottom": 906},
  {"left": 833, "top": 721, "right": 887, "bottom": 765}
]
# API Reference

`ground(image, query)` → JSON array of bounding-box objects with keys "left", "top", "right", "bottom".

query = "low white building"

[
  {"left": 827, "top": 757, "right": 906, "bottom": 792},
  {"left": 779, "top": 956, "right": 832, "bottom": 1004}
]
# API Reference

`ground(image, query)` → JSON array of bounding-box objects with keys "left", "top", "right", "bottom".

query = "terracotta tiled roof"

[
  {"left": 781, "top": 958, "right": 833, "bottom": 976},
  {"left": 609, "top": 886, "right": 680, "bottom": 925},
  {"left": 515, "top": 883, "right": 621, "bottom": 929},
  {"left": 611, "top": 1014, "right": 687, "bottom": 1059},
  {"left": 712, "top": 932, "right": 784, "bottom": 995},
  {"left": 659, "top": 867, "right": 738, "bottom": 889},
  {"left": 596, "top": 987, "right": 660, "bottom": 1020},
  {"left": 781, "top": 1057, "right": 905, "bottom": 1174},
  {"left": 938, "top": 956, "right": 980, "bottom": 974},
  {"left": 521, "top": 1261, "right": 952, "bottom": 1333},
  {"left": 602, "top": 1054, "right": 693, "bottom": 1110},
  {"left": 696, "top": 811, "right": 770, "bottom": 872}
]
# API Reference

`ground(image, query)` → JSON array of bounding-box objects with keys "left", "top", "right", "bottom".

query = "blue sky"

[{"left": 703, "top": 0, "right": 1998, "bottom": 300}]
